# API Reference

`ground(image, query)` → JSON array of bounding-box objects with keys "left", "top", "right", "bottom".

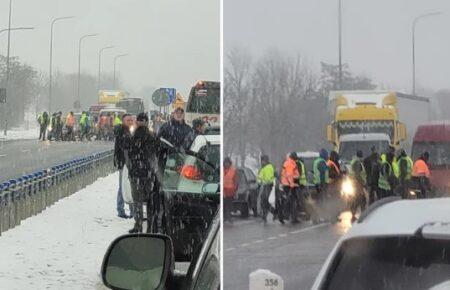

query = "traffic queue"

[
  {"left": 37, "top": 110, "right": 124, "bottom": 142},
  {"left": 223, "top": 146, "right": 432, "bottom": 225}
]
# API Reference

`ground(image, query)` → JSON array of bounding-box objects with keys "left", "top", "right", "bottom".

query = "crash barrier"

[{"left": 0, "top": 149, "right": 114, "bottom": 235}]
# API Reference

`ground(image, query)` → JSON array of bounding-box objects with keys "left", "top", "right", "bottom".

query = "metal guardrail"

[{"left": 0, "top": 149, "right": 115, "bottom": 235}]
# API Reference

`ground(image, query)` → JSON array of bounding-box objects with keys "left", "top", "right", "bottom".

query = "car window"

[
  {"left": 243, "top": 168, "right": 256, "bottom": 182},
  {"left": 193, "top": 224, "right": 220, "bottom": 290},
  {"left": 323, "top": 236, "right": 450, "bottom": 290}
]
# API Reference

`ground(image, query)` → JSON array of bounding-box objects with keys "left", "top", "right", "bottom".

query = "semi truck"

[{"left": 327, "top": 90, "right": 430, "bottom": 162}]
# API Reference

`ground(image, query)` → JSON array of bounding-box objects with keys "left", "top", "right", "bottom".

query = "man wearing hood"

[
  {"left": 127, "top": 113, "right": 161, "bottom": 233},
  {"left": 378, "top": 152, "right": 395, "bottom": 198},
  {"left": 364, "top": 146, "right": 380, "bottom": 204}
]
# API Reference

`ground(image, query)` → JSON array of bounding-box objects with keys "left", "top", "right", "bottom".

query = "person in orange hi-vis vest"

[
  {"left": 223, "top": 157, "right": 238, "bottom": 223},
  {"left": 65, "top": 112, "right": 75, "bottom": 141},
  {"left": 412, "top": 151, "right": 431, "bottom": 198},
  {"left": 280, "top": 152, "right": 300, "bottom": 224}
]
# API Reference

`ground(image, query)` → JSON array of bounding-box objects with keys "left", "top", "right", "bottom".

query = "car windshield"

[
  {"left": 412, "top": 142, "right": 450, "bottom": 167},
  {"left": 163, "top": 144, "right": 220, "bottom": 194},
  {"left": 323, "top": 237, "right": 450, "bottom": 290},
  {"left": 339, "top": 140, "right": 389, "bottom": 161}
]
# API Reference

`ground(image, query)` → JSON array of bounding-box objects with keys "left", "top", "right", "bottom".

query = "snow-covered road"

[{"left": 0, "top": 172, "right": 132, "bottom": 290}]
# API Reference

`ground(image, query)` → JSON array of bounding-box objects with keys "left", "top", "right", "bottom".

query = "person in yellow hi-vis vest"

[
  {"left": 398, "top": 149, "right": 413, "bottom": 199},
  {"left": 257, "top": 155, "right": 276, "bottom": 224},
  {"left": 349, "top": 150, "right": 367, "bottom": 222}
]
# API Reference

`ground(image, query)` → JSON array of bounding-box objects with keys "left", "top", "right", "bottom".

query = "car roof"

[
  {"left": 414, "top": 121, "right": 450, "bottom": 142},
  {"left": 190, "top": 135, "right": 220, "bottom": 152},
  {"left": 297, "top": 151, "right": 319, "bottom": 158},
  {"left": 345, "top": 198, "right": 450, "bottom": 239},
  {"left": 340, "top": 133, "right": 390, "bottom": 142},
  {"left": 99, "top": 108, "right": 126, "bottom": 113}
]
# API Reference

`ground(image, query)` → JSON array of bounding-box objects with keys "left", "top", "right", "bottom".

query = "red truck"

[{"left": 411, "top": 120, "right": 450, "bottom": 195}]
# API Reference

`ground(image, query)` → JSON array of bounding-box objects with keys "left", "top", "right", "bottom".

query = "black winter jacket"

[{"left": 127, "top": 126, "right": 160, "bottom": 179}]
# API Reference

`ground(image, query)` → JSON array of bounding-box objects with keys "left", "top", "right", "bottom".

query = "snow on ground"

[
  {"left": 0, "top": 127, "right": 39, "bottom": 141},
  {"left": 0, "top": 172, "right": 133, "bottom": 290}
]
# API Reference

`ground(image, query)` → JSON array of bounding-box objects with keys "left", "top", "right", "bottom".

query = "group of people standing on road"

[
  {"left": 37, "top": 110, "right": 95, "bottom": 141},
  {"left": 113, "top": 107, "right": 206, "bottom": 233},
  {"left": 224, "top": 145, "right": 432, "bottom": 225}
]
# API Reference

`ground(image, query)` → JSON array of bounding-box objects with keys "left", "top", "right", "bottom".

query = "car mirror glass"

[
  {"left": 202, "top": 183, "right": 219, "bottom": 194},
  {"left": 102, "top": 234, "right": 171, "bottom": 290}
]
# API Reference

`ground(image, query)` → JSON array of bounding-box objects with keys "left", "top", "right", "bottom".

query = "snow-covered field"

[
  {"left": 0, "top": 127, "right": 39, "bottom": 141},
  {"left": 0, "top": 172, "right": 132, "bottom": 290}
]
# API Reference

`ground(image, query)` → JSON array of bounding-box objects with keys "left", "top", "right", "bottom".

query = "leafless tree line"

[{"left": 224, "top": 47, "right": 376, "bottom": 168}]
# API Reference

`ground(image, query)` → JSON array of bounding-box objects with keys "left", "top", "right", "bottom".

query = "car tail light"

[{"left": 181, "top": 165, "right": 202, "bottom": 180}]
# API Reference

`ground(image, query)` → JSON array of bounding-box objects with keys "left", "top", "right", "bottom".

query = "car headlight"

[
  {"left": 409, "top": 190, "right": 416, "bottom": 196},
  {"left": 341, "top": 178, "right": 355, "bottom": 198}
]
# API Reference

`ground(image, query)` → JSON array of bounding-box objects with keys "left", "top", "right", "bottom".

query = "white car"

[{"left": 312, "top": 197, "right": 450, "bottom": 290}]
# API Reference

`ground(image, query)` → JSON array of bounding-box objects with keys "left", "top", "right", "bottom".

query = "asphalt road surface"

[
  {"left": 223, "top": 212, "right": 354, "bottom": 290},
  {"left": 0, "top": 139, "right": 113, "bottom": 182}
]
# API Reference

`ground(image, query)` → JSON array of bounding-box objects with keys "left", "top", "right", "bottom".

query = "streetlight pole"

[
  {"left": 49, "top": 16, "right": 74, "bottom": 113},
  {"left": 77, "top": 33, "right": 98, "bottom": 111},
  {"left": 338, "top": 0, "right": 343, "bottom": 90},
  {"left": 98, "top": 46, "right": 114, "bottom": 91},
  {"left": 113, "top": 54, "right": 128, "bottom": 89},
  {"left": 2, "top": 26, "right": 34, "bottom": 135},
  {"left": 412, "top": 12, "right": 442, "bottom": 95}
]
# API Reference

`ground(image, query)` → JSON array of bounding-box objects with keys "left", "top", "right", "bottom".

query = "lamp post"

[
  {"left": 77, "top": 33, "right": 98, "bottom": 111},
  {"left": 97, "top": 46, "right": 115, "bottom": 91},
  {"left": 113, "top": 54, "right": 128, "bottom": 89},
  {"left": 338, "top": 0, "right": 343, "bottom": 89},
  {"left": 412, "top": 12, "right": 442, "bottom": 95},
  {"left": 49, "top": 16, "right": 74, "bottom": 113}
]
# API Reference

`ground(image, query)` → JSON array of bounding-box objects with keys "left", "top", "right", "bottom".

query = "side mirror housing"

[{"left": 101, "top": 234, "right": 173, "bottom": 290}]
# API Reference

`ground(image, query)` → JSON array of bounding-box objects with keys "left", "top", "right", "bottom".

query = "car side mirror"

[
  {"left": 101, "top": 234, "right": 173, "bottom": 290},
  {"left": 202, "top": 183, "right": 219, "bottom": 194}
]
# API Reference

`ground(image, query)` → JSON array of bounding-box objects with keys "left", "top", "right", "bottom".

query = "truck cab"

[{"left": 412, "top": 121, "right": 450, "bottom": 195}]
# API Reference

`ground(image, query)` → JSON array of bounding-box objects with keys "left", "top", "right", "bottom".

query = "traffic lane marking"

[{"left": 224, "top": 223, "right": 330, "bottom": 252}]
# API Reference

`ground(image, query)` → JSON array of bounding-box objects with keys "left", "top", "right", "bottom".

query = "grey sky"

[
  {"left": 225, "top": 0, "right": 450, "bottom": 93},
  {"left": 0, "top": 0, "right": 220, "bottom": 97}
]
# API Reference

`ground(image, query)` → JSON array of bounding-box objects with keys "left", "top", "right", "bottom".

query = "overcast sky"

[
  {"left": 225, "top": 0, "right": 450, "bottom": 94},
  {"left": 0, "top": 0, "right": 220, "bottom": 97}
]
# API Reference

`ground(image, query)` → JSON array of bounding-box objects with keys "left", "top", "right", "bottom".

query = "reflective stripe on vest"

[
  {"left": 392, "top": 158, "right": 400, "bottom": 178},
  {"left": 350, "top": 158, "right": 367, "bottom": 185},
  {"left": 378, "top": 161, "right": 391, "bottom": 190},
  {"left": 313, "top": 158, "right": 329, "bottom": 185},
  {"left": 299, "top": 161, "right": 307, "bottom": 186},
  {"left": 399, "top": 156, "right": 413, "bottom": 180}
]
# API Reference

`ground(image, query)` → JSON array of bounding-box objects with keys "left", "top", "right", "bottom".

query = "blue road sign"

[{"left": 163, "top": 88, "right": 176, "bottom": 105}]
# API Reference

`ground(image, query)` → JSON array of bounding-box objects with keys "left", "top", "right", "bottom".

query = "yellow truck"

[
  {"left": 327, "top": 90, "right": 429, "bottom": 162},
  {"left": 98, "top": 90, "right": 126, "bottom": 105}
]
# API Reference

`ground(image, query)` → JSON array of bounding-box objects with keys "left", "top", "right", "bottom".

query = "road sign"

[
  {"left": 152, "top": 88, "right": 169, "bottom": 107},
  {"left": 162, "top": 88, "right": 176, "bottom": 105},
  {"left": 0, "top": 88, "right": 6, "bottom": 103}
]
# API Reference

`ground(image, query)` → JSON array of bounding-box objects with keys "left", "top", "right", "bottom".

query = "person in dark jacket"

[
  {"left": 157, "top": 107, "right": 192, "bottom": 149},
  {"left": 183, "top": 118, "right": 205, "bottom": 150},
  {"left": 127, "top": 113, "right": 161, "bottom": 233},
  {"left": 37, "top": 111, "right": 49, "bottom": 141},
  {"left": 363, "top": 146, "right": 380, "bottom": 204},
  {"left": 113, "top": 113, "right": 134, "bottom": 219}
]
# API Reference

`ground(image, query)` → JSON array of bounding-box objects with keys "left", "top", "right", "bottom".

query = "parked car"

[
  {"left": 233, "top": 167, "right": 259, "bottom": 218},
  {"left": 162, "top": 135, "right": 220, "bottom": 262},
  {"left": 101, "top": 210, "right": 220, "bottom": 290},
  {"left": 312, "top": 197, "right": 450, "bottom": 290}
]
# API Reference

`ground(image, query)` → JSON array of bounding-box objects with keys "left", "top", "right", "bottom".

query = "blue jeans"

[{"left": 117, "top": 169, "right": 134, "bottom": 216}]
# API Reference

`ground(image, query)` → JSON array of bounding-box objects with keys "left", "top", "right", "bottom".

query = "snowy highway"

[
  {"left": 0, "top": 172, "right": 131, "bottom": 289},
  {"left": 223, "top": 213, "right": 354, "bottom": 290},
  {"left": 0, "top": 139, "right": 113, "bottom": 182}
]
